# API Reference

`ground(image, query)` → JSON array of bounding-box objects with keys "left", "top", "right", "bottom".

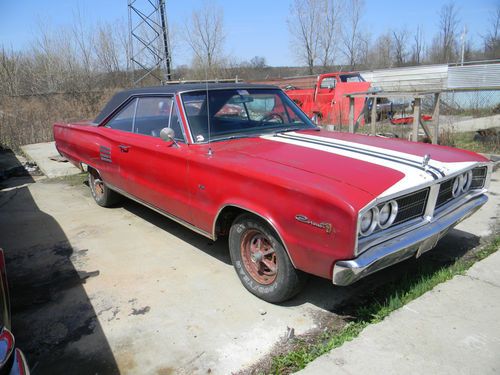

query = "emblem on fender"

[{"left": 295, "top": 214, "right": 333, "bottom": 234}]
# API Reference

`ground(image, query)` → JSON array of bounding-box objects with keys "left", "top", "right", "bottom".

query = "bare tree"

[
  {"left": 249, "top": 56, "right": 267, "bottom": 69},
  {"left": 392, "top": 28, "right": 409, "bottom": 66},
  {"left": 341, "top": 0, "right": 364, "bottom": 70},
  {"left": 366, "top": 32, "right": 392, "bottom": 69},
  {"left": 95, "top": 24, "right": 120, "bottom": 74},
  {"left": 184, "top": 1, "right": 225, "bottom": 73},
  {"left": 318, "top": 0, "right": 343, "bottom": 69},
  {"left": 482, "top": 4, "right": 500, "bottom": 59},
  {"left": 287, "top": 0, "right": 322, "bottom": 74},
  {"left": 72, "top": 7, "right": 95, "bottom": 83},
  {"left": 288, "top": 0, "right": 343, "bottom": 73},
  {"left": 411, "top": 25, "right": 425, "bottom": 64},
  {"left": 436, "top": 2, "right": 460, "bottom": 63},
  {"left": 0, "top": 47, "right": 21, "bottom": 96}
]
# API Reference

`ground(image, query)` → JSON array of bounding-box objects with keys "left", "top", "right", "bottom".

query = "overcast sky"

[{"left": 0, "top": 0, "right": 498, "bottom": 66}]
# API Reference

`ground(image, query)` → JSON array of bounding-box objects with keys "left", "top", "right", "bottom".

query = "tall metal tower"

[{"left": 128, "top": 0, "right": 172, "bottom": 85}]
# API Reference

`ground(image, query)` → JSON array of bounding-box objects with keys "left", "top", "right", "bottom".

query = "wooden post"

[
  {"left": 349, "top": 96, "right": 355, "bottom": 133},
  {"left": 370, "top": 97, "right": 377, "bottom": 135},
  {"left": 432, "top": 92, "right": 441, "bottom": 144},
  {"left": 412, "top": 97, "right": 421, "bottom": 142}
]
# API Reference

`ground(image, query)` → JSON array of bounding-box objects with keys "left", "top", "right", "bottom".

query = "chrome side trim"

[
  {"left": 106, "top": 183, "right": 214, "bottom": 240},
  {"left": 333, "top": 194, "right": 488, "bottom": 286},
  {"left": 213, "top": 204, "right": 297, "bottom": 267}
]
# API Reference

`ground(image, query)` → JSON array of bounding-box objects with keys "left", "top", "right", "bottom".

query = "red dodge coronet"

[{"left": 54, "top": 83, "right": 491, "bottom": 303}]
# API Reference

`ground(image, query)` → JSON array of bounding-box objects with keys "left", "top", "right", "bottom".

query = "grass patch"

[
  {"left": 449, "top": 131, "right": 500, "bottom": 154},
  {"left": 269, "top": 235, "right": 500, "bottom": 374}
]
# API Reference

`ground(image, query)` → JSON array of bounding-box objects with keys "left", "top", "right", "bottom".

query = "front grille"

[
  {"left": 393, "top": 188, "right": 429, "bottom": 225},
  {"left": 436, "top": 166, "right": 487, "bottom": 209},
  {"left": 471, "top": 166, "right": 487, "bottom": 189},
  {"left": 436, "top": 179, "right": 453, "bottom": 208}
]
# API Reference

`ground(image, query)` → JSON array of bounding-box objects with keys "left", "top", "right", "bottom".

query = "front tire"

[
  {"left": 89, "top": 170, "right": 121, "bottom": 207},
  {"left": 229, "top": 214, "right": 306, "bottom": 303}
]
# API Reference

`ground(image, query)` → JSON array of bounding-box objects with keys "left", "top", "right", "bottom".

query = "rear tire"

[
  {"left": 229, "top": 214, "right": 307, "bottom": 303},
  {"left": 89, "top": 169, "right": 121, "bottom": 207}
]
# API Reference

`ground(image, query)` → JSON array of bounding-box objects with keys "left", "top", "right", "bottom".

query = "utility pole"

[
  {"left": 460, "top": 25, "right": 467, "bottom": 66},
  {"left": 128, "top": 0, "right": 172, "bottom": 85}
]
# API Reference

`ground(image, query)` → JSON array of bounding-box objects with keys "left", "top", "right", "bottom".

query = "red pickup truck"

[
  {"left": 275, "top": 72, "right": 370, "bottom": 126},
  {"left": 54, "top": 83, "right": 491, "bottom": 303}
]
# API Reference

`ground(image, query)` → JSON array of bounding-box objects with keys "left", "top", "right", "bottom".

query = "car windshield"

[{"left": 181, "top": 88, "right": 316, "bottom": 142}]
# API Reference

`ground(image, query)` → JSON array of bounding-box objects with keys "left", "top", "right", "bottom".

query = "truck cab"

[{"left": 285, "top": 72, "right": 370, "bottom": 127}]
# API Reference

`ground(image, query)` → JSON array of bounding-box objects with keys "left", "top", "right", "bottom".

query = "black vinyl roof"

[{"left": 94, "top": 82, "right": 278, "bottom": 124}]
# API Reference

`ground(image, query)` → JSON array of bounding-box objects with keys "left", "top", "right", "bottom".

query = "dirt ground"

[{"left": 0, "top": 152, "right": 497, "bottom": 375}]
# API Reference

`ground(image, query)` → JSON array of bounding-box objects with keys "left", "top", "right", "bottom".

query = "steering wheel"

[{"left": 261, "top": 112, "right": 284, "bottom": 123}]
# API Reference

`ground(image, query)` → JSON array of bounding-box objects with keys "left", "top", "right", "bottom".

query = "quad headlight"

[
  {"left": 359, "top": 208, "right": 378, "bottom": 236},
  {"left": 452, "top": 170, "right": 473, "bottom": 197},
  {"left": 359, "top": 200, "right": 398, "bottom": 237},
  {"left": 378, "top": 200, "right": 399, "bottom": 229}
]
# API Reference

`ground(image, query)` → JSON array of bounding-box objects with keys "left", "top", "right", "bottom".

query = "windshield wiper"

[
  {"left": 215, "top": 134, "right": 254, "bottom": 141},
  {"left": 273, "top": 126, "right": 320, "bottom": 135}
]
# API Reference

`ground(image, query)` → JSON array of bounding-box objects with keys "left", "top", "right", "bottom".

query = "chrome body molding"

[
  {"left": 107, "top": 183, "right": 214, "bottom": 240},
  {"left": 333, "top": 193, "right": 488, "bottom": 286}
]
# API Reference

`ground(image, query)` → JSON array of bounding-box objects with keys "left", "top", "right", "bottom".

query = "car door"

[
  {"left": 119, "top": 96, "right": 192, "bottom": 223},
  {"left": 315, "top": 75, "right": 339, "bottom": 124},
  {"left": 96, "top": 98, "right": 139, "bottom": 190}
]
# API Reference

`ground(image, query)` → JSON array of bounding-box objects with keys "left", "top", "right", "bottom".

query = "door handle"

[{"left": 118, "top": 145, "right": 130, "bottom": 153}]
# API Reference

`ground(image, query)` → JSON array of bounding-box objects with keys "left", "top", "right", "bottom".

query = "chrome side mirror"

[{"left": 160, "top": 128, "right": 179, "bottom": 147}]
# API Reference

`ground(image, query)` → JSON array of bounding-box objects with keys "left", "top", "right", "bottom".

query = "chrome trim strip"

[
  {"left": 213, "top": 204, "right": 296, "bottom": 267},
  {"left": 106, "top": 183, "right": 214, "bottom": 240},
  {"left": 333, "top": 194, "right": 488, "bottom": 286},
  {"left": 423, "top": 184, "right": 440, "bottom": 220}
]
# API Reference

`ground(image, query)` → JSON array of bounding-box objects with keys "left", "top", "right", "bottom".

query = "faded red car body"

[
  {"left": 282, "top": 72, "right": 370, "bottom": 126},
  {"left": 53, "top": 83, "right": 491, "bottom": 302}
]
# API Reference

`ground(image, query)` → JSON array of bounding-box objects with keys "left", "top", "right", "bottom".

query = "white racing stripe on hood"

[
  {"left": 290, "top": 132, "right": 476, "bottom": 177},
  {"left": 261, "top": 134, "right": 434, "bottom": 198}
]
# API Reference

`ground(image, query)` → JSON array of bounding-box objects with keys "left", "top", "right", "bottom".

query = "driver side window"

[{"left": 320, "top": 77, "right": 336, "bottom": 89}]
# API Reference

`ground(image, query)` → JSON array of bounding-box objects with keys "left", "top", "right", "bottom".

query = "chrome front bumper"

[{"left": 332, "top": 194, "right": 488, "bottom": 286}]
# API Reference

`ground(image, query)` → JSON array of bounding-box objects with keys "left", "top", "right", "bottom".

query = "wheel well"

[
  {"left": 87, "top": 166, "right": 100, "bottom": 178},
  {"left": 214, "top": 206, "right": 246, "bottom": 238},
  {"left": 214, "top": 206, "right": 281, "bottom": 242}
]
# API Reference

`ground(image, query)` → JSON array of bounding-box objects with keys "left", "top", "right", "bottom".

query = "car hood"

[{"left": 214, "top": 129, "right": 488, "bottom": 200}]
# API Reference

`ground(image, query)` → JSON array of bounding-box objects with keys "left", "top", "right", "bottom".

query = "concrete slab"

[
  {"left": 298, "top": 255, "right": 500, "bottom": 375},
  {"left": 21, "top": 141, "right": 80, "bottom": 178},
  {"left": 440, "top": 114, "right": 500, "bottom": 132}
]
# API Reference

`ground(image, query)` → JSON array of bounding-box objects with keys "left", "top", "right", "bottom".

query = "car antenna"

[{"left": 205, "top": 67, "right": 213, "bottom": 157}]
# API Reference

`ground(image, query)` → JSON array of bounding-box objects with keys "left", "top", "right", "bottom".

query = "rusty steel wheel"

[
  {"left": 229, "top": 214, "right": 307, "bottom": 303},
  {"left": 93, "top": 177, "right": 105, "bottom": 199},
  {"left": 240, "top": 229, "right": 278, "bottom": 285},
  {"left": 89, "top": 169, "right": 121, "bottom": 207}
]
